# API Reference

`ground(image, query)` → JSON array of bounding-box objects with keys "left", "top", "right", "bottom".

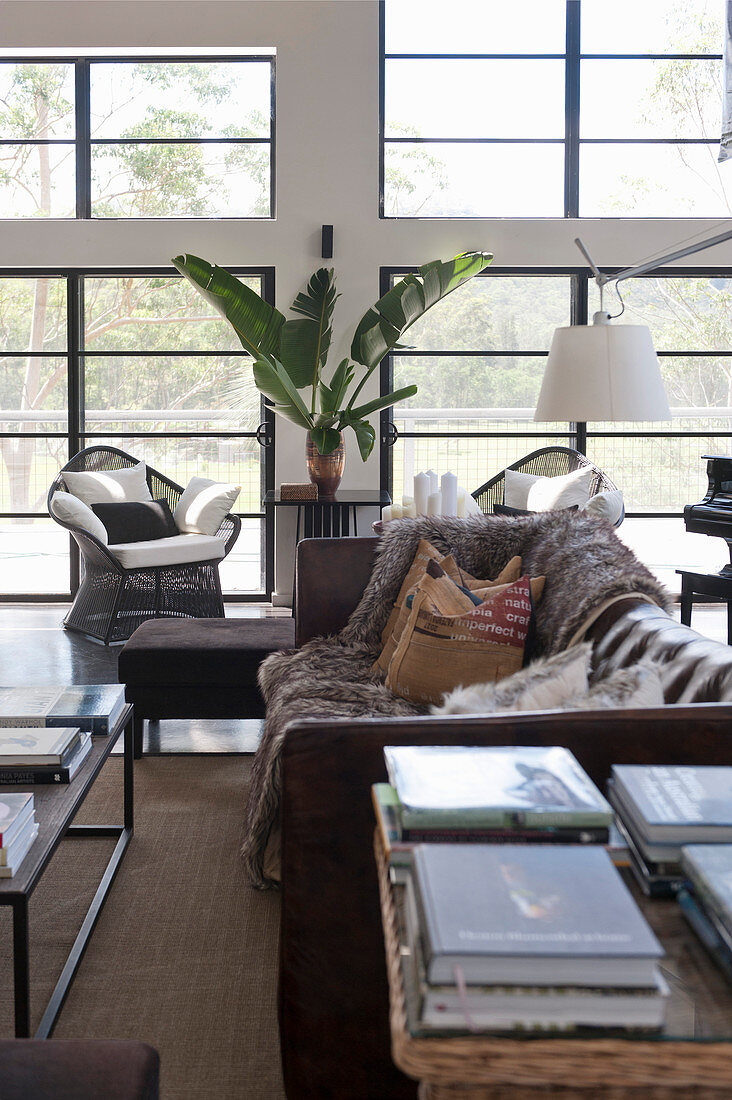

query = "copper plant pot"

[{"left": 306, "top": 431, "right": 345, "bottom": 498}]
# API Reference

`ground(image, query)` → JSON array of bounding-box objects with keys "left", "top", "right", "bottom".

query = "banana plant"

[{"left": 172, "top": 250, "right": 493, "bottom": 458}]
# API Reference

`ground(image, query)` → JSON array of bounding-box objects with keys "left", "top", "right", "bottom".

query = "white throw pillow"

[
  {"left": 504, "top": 465, "right": 594, "bottom": 512},
  {"left": 580, "top": 489, "right": 624, "bottom": 526},
  {"left": 50, "top": 491, "right": 108, "bottom": 544},
  {"left": 173, "top": 477, "right": 240, "bottom": 536},
  {"left": 432, "top": 644, "right": 592, "bottom": 715},
  {"left": 63, "top": 461, "right": 152, "bottom": 506}
]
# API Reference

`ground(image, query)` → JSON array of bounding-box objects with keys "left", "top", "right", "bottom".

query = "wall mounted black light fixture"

[{"left": 321, "top": 224, "right": 333, "bottom": 259}]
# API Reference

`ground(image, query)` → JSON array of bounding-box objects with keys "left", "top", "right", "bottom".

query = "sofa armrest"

[
  {"left": 294, "top": 536, "right": 379, "bottom": 646},
  {"left": 279, "top": 705, "right": 732, "bottom": 1100}
]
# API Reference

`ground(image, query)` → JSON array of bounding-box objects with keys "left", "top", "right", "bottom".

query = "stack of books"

[
  {"left": 400, "top": 843, "right": 668, "bottom": 1034},
  {"left": 607, "top": 765, "right": 732, "bottom": 897},
  {"left": 0, "top": 726, "right": 92, "bottom": 785},
  {"left": 375, "top": 745, "right": 614, "bottom": 882},
  {"left": 0, "top": 792, "right": 38, "bottom": 877},
  {"left": 0, "top": 685, "right": 125, "bottom": 735},
  {"left": 678, "top": 845, "right": 732, "bottom": 984}
]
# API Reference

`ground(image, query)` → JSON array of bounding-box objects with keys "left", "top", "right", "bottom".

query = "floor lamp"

[{"left": 534, "top": 227, "right": 732, "bottom": 439}]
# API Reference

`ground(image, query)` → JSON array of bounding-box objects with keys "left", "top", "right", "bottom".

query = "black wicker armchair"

[
  {"left": 472, "top": 445, "right": 623, "bottom": 524},
  {"left": 48, "top": 446, "right": 242, "bottom": 645}
]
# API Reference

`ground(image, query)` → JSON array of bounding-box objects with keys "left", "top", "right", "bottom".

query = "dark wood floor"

[
  {"left": 0, "top": 603, "right": 290, "bottom": 754},
  {"left": 0, "top": 601, "right": 726, "bottom": 754}
]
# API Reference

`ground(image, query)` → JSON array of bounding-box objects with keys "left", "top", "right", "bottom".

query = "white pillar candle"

[
  {"left": 426, "top": 468, "right": 439, "bottom": 495},
  {"left": 413, "top": 472, "right": 430, "bottom": 515},
  {"left": 390, "top": 503, "right": 403, "bottom": 520},
  {"left": 427, "top": 490, "right": 442, "bottom": 516},
  {"left": 464, "top": 491, "right": 481, "bottom": 516},
  {"left": 402, "top": 496, "right": 417, "bottom": 517},
  {"left": 381, "top": 505, "right": 392, "bottom": 523},
  {"left": 441, "top": 471, "right": 458, "bottom": 517},
  {"left": 456, "top": 488, "right": 467, "bottom": 518}
]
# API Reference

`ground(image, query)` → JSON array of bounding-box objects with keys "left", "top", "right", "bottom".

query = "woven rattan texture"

[
  {"left": 473, "top": 447, "right": 617, "bottom": 515},
  {"left": 47, "top": 446, "right": 240, "bottom": 644}
]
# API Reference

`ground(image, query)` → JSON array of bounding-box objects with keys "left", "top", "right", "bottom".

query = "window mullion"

[
  {"left": 564, "top": 0, "right": 580, "bottom": 218},
  {"left": 75, "top": 60, "right": 91, "bottom": 219}
]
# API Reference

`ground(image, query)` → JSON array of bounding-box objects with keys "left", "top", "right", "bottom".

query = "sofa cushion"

[
  {"left": 63, "top": 461, "right": 152, "bottom": 505},
  {"left": 580, "top": 488, "right": 625, "bottom": 526},
  {"left": 119, "top": 617, "right": 296, "bottom": 687},
  {"left": 385, "top": 574, "right": 545, "bottom": 706},
  {"left": 91, "top": 498, "right": 178, "bottom": 544},
  {"left": 433, "top": 643, "right": 592, "bottom": 715},
  {"left": 505, "top": 465, "right": 594, "bottom": 511},
  {"left": 173, "top": 476, "right": 240, "bottom": 536},
  {"left": 50, "top": 490, "right": 109, "bottom": 544},
  {"left": 108, "top": 533, "right": 225, "bottom": 569}
]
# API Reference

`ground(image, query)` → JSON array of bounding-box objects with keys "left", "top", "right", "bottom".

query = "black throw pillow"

[
  {"left": 91, "top": 498, "right": 178, "bottom": 544},
  {"left": 494, "top": 502, "right": 580, "bottom": 517}
]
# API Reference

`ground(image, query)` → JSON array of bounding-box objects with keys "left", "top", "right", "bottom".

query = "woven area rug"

[{"left": 0, "top": 756, "right": 284, "bottom": 1100}]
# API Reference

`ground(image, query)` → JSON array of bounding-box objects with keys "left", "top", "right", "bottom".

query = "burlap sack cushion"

[
  {"left": 374, "top": 538, "right": 522, "bottom": 673},
  {"left": 386, "top": 573, "right": 545, "bottom": 706}
]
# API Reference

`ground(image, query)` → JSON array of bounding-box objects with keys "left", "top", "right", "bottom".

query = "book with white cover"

[
  {"left": 0, "top": 727, "right": 80, "bottom": 765},
  {"left": 0, "top": 792, "right": 34, "bottom": 846},
  {"left": 410, "top": 843, "right": 663, "bottom": 987},
  {"left": 0, "top": 822, "right": 39, "bottom": 877},
  {"left": 384, "top": 745, "right": 612, "bottom": 830},
  {"left": 0, "top": 813, "right": 38, "bottom": 866},
  {"left": 612, "top": 765, "right": 732, "bottom": 844}
]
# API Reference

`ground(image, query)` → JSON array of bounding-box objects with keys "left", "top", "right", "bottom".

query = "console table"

[
  {"left": 263, "top": 489, "right": 391, "bottom": 540},
  {"left": 0, "top": 705, "right": 134, "bottom": 1038},
  {"left": 375, "top": 834, "right": 732, "bottom": 1097}
]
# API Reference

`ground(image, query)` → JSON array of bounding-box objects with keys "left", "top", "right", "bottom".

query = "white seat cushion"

[{"left": 108, "top": 533, "right": 226, "bottom": 569}]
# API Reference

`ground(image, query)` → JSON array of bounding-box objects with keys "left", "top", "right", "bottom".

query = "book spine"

[
  {"left": 401, "top": 809, "right": 611, "bottom": 831},
  {"left": 46, "top": 715, "right": 109, "bottom": 734},
  {"left": 0, "top": 716, "right": 50, "bottom": 727},
  {"left": 402, "top": 826, "right": 610, "bottom": 844},
  {"left": 0, "top": 768, "right": 73, "bottom": 784}
]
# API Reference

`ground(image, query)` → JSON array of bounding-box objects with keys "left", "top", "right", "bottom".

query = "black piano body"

[{"left": 684, "top": 454, "right": 732, "bottom": 576}]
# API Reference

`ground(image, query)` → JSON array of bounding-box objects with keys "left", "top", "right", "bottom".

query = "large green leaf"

[
  {"left": 349, "top": 251, "right": 493, "bottom": 372},
  {"left": 348, "top": 384, "right": 418, "bottom": 421},
  {"left": 340, "top": 415, "right": 376, "bottom": 461},
  {"left": 309, "top": 426, "right": 343, "bottom": 456},
  {"left": 319, "top": 358, "right": 355, "bottom": 414},
  {"left": 252, "top": 356, "right": 314, "bottom": 431},
  {"left": 172, "top": 254, "right": 286, "bottom": 359},
  {"left": 278, "top": 268, "right": 338, "bottom": 396}
]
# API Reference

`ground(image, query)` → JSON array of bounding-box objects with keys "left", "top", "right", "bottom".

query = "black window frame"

[
  {"left": 380, "top": 264, "right": 732, "bottom": 519},
  {"left": 380, "top": 0, "right": 724, "bottom": 219},
  {"left": 0, "top": 265, "right": 275, "bottom": 602},
  {"left": 0, "top": 54, "right": 276, "bottom": 220}
]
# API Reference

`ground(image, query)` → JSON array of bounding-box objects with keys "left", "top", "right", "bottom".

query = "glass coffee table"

[
  {"left": 376, "top": 834, "right": 732, "bottom": 1098},
  {"left": 0, "top": 704, "right": 134, "bottom": 1038}
]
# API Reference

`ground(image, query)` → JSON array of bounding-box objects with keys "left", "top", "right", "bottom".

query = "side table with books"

[
  {"left": 0, "top": 692, "right": 134, "bottom": 1038},
  {"left": 375, "top": 746, "right": 732, "bottom": 1098}
]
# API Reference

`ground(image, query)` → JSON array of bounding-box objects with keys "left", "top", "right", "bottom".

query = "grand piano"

[{"left": 681, "top": 454, "right": 732, "bottom": 643}]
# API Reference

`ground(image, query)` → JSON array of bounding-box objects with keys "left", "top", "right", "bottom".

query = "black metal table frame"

[{"left": 5, "top": 704, "right": 134, "bottom": 1039}]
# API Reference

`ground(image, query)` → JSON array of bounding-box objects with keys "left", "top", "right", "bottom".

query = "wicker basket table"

[{"left": 375, "top": 834, "right": 732, "bottom": 1099}]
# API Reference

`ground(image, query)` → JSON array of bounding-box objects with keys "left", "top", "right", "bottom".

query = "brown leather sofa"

[{"left": 278, "top": 536, "right": 732, "bottom": 1100}]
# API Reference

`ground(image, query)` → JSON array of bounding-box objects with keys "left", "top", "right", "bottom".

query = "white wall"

[{"left": 2, "top": 0, "right": 732, "bottom": 598}]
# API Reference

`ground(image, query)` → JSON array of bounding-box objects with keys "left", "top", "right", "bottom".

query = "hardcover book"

[
  {"left": 0, "top": 822, "right": 39, "bottom": 878},
  {"left": 0, "top": 684, "right": 125, "bottom": 735},
  {"left": 0, "top": 733, "right": 92, "bottom": 785},
  {"left": 0, "top": 792, "right": 34, "bottom": 847},
  {"left": 0, "top": 727, "right": 81, "bottom": 766},
  {"left": 611, "top": 765, "right": 732, "bottom": 844},
  {"left": 384, "top": 745, "right": 612, "bottom": 830},
  {"left": 680, "top": 844, "right": 732, "bottom": 933},
  {"left": 0, "top": 813, "right": 38, "bottom": 867},
  {"left": 410, "top": 843, "right": 663, "bottom": 987}
]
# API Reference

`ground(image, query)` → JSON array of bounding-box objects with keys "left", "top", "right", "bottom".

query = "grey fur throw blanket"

[{"left": 242, "top": 512, "right": 670, "bottom": 888}]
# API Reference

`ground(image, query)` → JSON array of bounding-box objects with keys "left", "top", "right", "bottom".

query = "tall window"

[
  {"left": 0, "top": 57, "right": 275, "bottom": 218},
  {"left": 0, "top": 271, "right": 273, "bottom": 598},
  {"left": 382, "top": 0, "right": 728, "bottom": 217}
]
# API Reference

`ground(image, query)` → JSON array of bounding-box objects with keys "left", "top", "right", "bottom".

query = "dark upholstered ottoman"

[
  {"left": 118, "top": 617, "right": 295, "bottom": 757},
  {"left": 0, "top": 1039, "right": 159, "bottom": 1099}
]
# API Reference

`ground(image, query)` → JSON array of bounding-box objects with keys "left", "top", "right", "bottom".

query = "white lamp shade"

[{"left": 535, "top": 324, "right": 671, "bottom": 422}]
